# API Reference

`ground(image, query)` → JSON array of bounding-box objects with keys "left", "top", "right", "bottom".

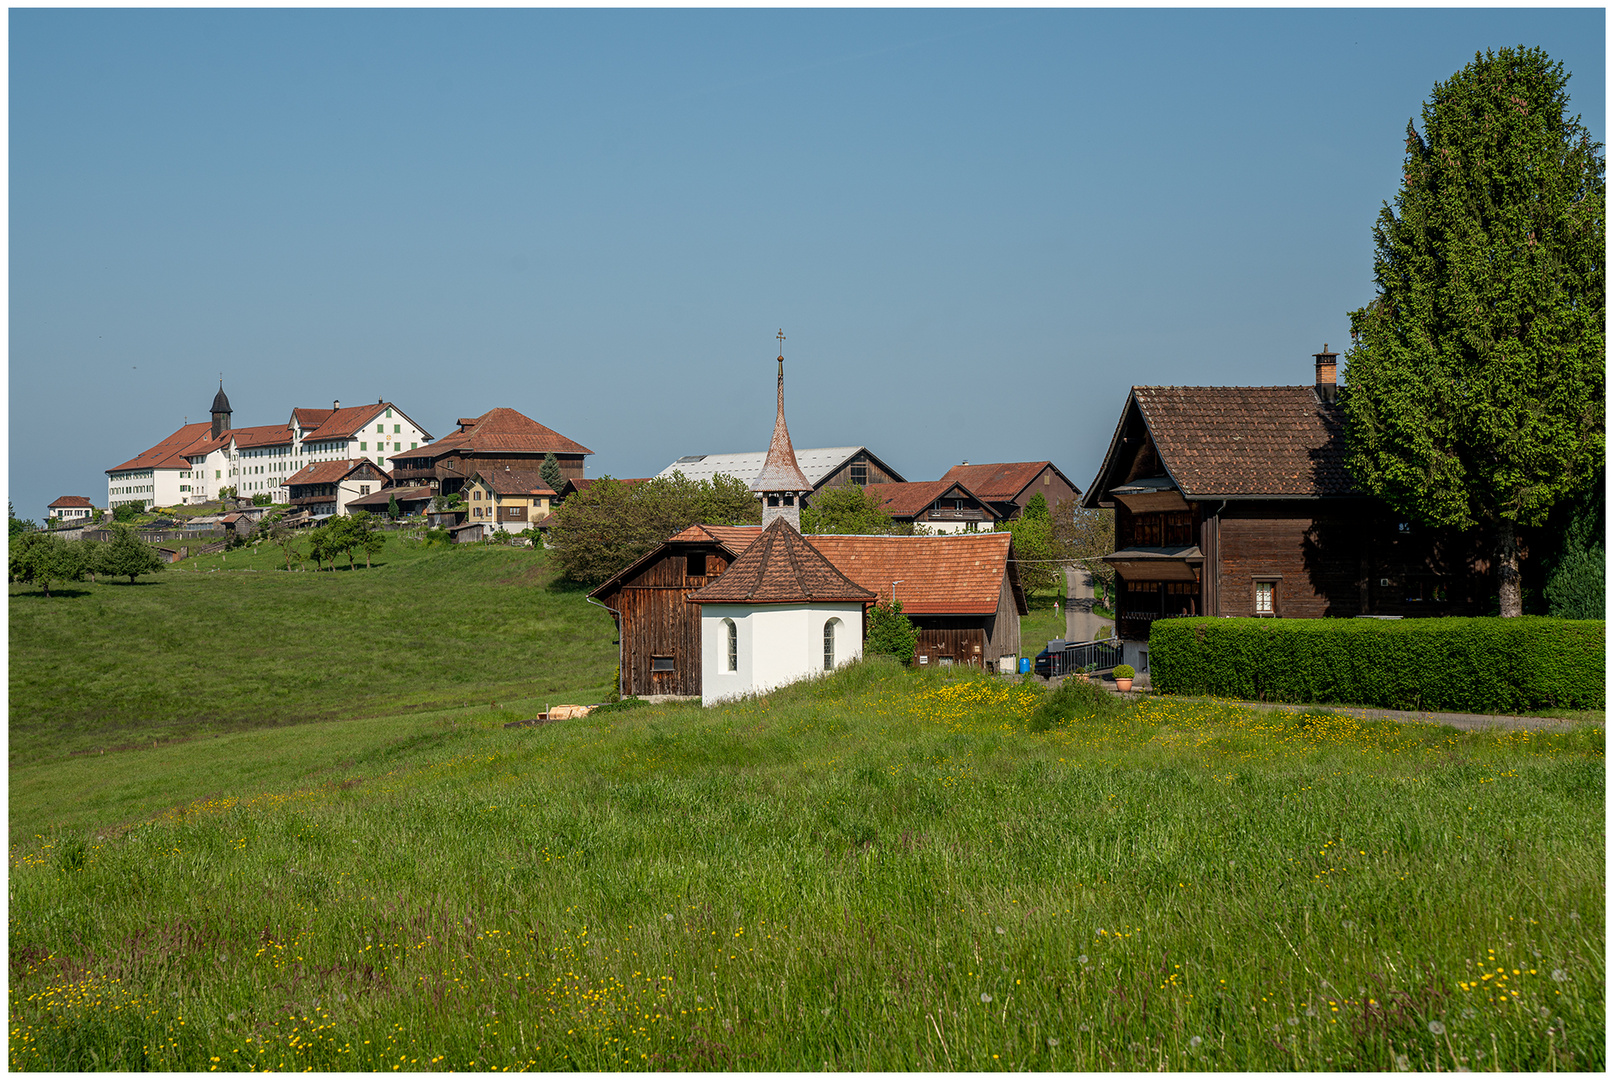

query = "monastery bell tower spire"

[
  {"left": 210, "top": 378, "right": 233, "bottom": 441},
  {"left": 749, "top": 329, "right": 812, "bottom": 529}
]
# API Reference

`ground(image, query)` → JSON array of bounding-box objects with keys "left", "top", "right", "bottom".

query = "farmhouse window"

[
  {"left": 1253, "top": 578, "right": 1279, "bottom": 616},
  {"left": 651, "top": 656, "right": 675, "bottom": 673},
  {"left": 360, "top": 442, "right": 367, "bottom": 451},
  {"left": 686, "top": 553, "right": 706, "bottom": 578},
  {"left": 850, "top": 457, "right": 868, "bottom": 485}
]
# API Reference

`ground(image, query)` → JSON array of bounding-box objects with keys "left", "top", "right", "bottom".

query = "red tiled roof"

[
  {"left": 1132, "top": 386, "right": 1356, "bottom": 497},
  {"left": 301, "top": 403, "right": 390, "bottom": 441},
  {"left": 806, "top": 532, "right": 1027, "bottom": 615},
  {"left": 863, "top": 480, "right": 994, "bottom": 519},
  {"left": 50, "top": 495, "right": 95, "bottom": 508},
  {"left": 286, "top": 459, "right": 388, "bottom": 486},
  {"left": 940, "top": 461, "right": 1071, "bottom": 502},
  {"left": 416, "top": 407, "right": 592, "bottom": 458},
  {"left": 666, "top": 525, "right": 1024, "bottom": 616},
  {"left": 687, "top": 519, "right": 875, "bottom": 605},
  {"left": 107, "top": 422, "right": 214, "bottom": 473},
  {"left": 468, "top": 469, "right": 557, "bottom": 497},
  {"left": 229, "top": 423, "right": 295, "bottom": 449},
  {"left": 292, "top": 408, "right": 335, "bottom": 429}
]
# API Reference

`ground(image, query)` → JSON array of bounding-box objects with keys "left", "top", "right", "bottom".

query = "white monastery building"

[{"left": 106, "top": 383, "right": 432, "bottom": 509}]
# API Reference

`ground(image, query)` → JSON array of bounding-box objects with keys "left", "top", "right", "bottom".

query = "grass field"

[
  {"left": 8, "top": 661, "right": 1603, "bottom": 1072},
  {"left": 7, "top": 535, "right": 616, "bottom": 766}
]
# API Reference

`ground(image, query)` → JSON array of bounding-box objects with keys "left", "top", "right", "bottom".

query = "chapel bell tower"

[{"left": 749, "top": 331, "right": 813, "bottom": 529}]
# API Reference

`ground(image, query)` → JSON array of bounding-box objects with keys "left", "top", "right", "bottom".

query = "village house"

[
  {"left": 939, "top": 460, "right": 1081, "bottom": 520},
  {"left": 47, "top": 496, "right": 96, "bottom": 523},
  {"left": 284, "top": 459, "right": 391, "bottom": 518},
  {"left": 1080, "top": 346, "right": 1494, "bottom": 670},
  {"left": 106, "top": 384, "right": 432, "bottom": 509},
  {"left": 387, "top": 407, "right": 592, "bottom": 497},
  {"left": 460, "top": 469, "right": 556, "bottom": 532},
  {"left": 860, "top": 479, "right": 1003, "bottom": 533}
]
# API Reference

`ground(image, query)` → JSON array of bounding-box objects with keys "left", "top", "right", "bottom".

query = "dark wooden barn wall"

[
  {"left": 612, "top": 547, "right": 731, "bottom": 697},
  {"left": 813, "top": 453, "right": 901, "bottom": 493},
  {"left": 913, "top": 621, "right": 987, "bottom": 668}
]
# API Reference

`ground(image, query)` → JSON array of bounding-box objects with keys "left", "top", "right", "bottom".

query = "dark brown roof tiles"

[
  {"left": 1132, "top": 386, "right": 1357, "bottom": 497},
  {"left": 686, "top": 519, "right": 875, "bottom": 605}
]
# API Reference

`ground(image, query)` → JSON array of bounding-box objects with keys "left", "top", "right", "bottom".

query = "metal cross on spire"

[{"left": 777, "top": 329, "right": 786, "bottom": 357}]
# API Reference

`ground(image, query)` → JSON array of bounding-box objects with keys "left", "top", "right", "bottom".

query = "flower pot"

[{"left": 1115, "top": 677, "right": 1133, "bottom": 692}]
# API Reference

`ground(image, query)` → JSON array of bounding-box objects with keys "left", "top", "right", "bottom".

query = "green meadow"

[
  {"left": 7, "top": 536, "right": 616, "bottom": 765},
  {"left": 9, "top": 565, "right": 1605, "bottom": 1074}
]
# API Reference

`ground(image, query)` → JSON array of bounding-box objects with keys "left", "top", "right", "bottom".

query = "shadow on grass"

[{"left": 12, "top": 587, "right": 96, "bottom": 599}]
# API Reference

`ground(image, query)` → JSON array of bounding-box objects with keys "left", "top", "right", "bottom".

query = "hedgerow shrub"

[{"left": 1149, "top": 617, "right": 1604, "bottom": 712}]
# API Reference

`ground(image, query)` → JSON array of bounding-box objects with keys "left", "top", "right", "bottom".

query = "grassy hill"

[
  {"left": 8, "top": 662, "right": 1603, "bottom": 1071},
  {"left": 7, "top": 535, "right": 616, "bottom": 765}
]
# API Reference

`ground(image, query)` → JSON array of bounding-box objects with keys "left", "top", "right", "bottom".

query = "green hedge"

[{"left": 1149, "top": 617, "right": 1605, "bottom": 712}]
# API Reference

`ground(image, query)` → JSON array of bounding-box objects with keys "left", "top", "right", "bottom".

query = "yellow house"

[{"left": 463, "top": 469, "right": 556, "bottom": 533}]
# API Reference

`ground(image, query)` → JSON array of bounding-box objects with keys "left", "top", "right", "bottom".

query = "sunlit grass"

[
  {"left": 7, "top": 536, "right": 615, "bottom": 765},
  {"left": 10, "top": 661, "right": 1602, "bottom": 1071}
]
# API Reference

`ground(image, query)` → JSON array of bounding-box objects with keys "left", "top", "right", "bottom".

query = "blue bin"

[{"left": 1019, "top": 657, "right": 1031, "bottom": 674}]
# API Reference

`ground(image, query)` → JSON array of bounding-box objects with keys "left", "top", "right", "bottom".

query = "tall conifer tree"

[{"left": 1344, "top": 47, "right": 1604, "bottom": 616}]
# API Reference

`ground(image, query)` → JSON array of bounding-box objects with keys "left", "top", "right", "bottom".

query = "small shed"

[{"left": 450, "top": 521, "right": 489, "bottom": 544}]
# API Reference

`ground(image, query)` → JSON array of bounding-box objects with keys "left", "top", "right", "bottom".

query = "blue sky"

[{"left": 8, "top": 7, "right": 1605, "bottom": 521}]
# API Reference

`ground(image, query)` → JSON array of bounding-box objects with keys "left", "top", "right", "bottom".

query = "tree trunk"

[{"left": 1496, "top": 518, "right": 1523, "bottom": 617}]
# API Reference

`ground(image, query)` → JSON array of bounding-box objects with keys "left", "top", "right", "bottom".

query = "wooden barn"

[
  {"left": 387, "top": 407, "right": 592, "bottom": 496},
  {"left": 860, "top": 479, "right": 1002, "bottom": 533},
  {"left": 1080, "top": 347, "right": 1496, "bottom": 660},
  {"left": 588, "top": 524, "right": 762, "bottom": 698}
]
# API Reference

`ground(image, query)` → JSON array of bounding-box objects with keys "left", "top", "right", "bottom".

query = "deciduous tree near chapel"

[{"left": 1344, "top": 47, "right": 1605, "bottom": 617}]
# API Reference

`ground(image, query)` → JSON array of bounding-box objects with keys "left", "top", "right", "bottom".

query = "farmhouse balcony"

[
  {"left": 1101, "top": 545, "right": 1203, "bottom": 583},
  {"left": 926, "top": 508, "right": 988, "bottom": 522}
]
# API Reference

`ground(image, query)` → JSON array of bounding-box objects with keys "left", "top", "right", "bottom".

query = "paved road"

[{"left": 1063, "top": 565, "right": 1113, "bottom": 644}]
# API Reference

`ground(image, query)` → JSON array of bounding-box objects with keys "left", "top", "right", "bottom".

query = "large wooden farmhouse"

[
  {"left": 388, "top": 408, "right": 592, "bottom": 496},
  {"left": 1080, "top": 347, "right": 1493, "bottom": 663}
]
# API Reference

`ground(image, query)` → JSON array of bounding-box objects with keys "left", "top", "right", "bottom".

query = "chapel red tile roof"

[
  {"left": 940, "top": 461, "right": 1073, "bottom": 501},
  {"left": 107, "top": 422, "right": 214, "bottom": 473},
  {"left": 1131, "top": 386, "right": 1357, "bottom": 497},
  {"left": 807, "top": 532, "right": 1028, "bottom": 615},
  {"left": 49, "top": 495, "right": 95, "bottom": 508},
  {"left": 286, "top": 459, "right": 388, "bottom": 487},
  {"left": 862, "top": 480, "right": 994, "bottom": 519},
  {"left": 416, "top": 407, "right": 592, "bottom": 458},
  {"left": 686, "top": 519, "right": 875, "bottom": 605}
]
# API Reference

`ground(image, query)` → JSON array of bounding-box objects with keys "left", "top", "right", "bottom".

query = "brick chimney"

[{"left": 1314, "top": 344, "right": 1339, "bottom": 404}]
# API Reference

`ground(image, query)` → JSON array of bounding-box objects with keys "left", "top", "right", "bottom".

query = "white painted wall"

[{"left": 700, "top": 602, "right": 864, "bottom": 706}]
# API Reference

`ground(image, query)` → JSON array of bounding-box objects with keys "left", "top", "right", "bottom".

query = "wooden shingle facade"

[{"left": 1081, "top": 350, "right": 1497, "bottom": 647}]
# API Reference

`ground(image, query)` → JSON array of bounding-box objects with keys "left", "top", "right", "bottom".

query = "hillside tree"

[
  {"left": 998, "top": 491, "right": 1064, "bottom": 593},
  {"left": 8, "top": 532, "right": 84, "bottom": 597},
  {"left": 1344, "top": 47, "right": 1605, "bottom": 616},
  {"left": 548, "top": 473, "right": 761, "bottom": 585},
  {"left": 864, "top": 598, "right": 920, "bottom": 665},
  {"left": 102, "top": 525, "right": 166, "bottom": 584}
]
